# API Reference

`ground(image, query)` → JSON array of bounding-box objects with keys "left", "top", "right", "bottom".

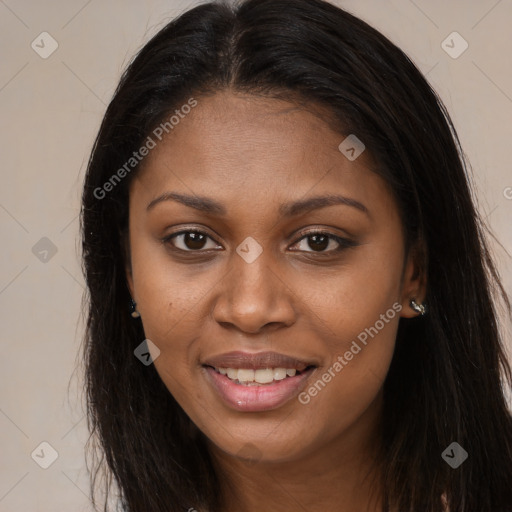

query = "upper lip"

[{"left": 202, "top": 351, "right": 316, "bottom": 372}]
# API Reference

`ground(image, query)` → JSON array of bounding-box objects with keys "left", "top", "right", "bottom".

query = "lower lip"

[{"left": 203, "top": 366, "right": 316, "bottom": 412}]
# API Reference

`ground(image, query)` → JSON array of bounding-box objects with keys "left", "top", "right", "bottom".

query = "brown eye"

[
  {"left": 291, "top": 230, "right": 356, "bottom": 253},
  {"left": 304, "top": 234, "right": 330, "bottom": 252},
  {"left": 164, "top": 230, "right": 221, "bottom": 252}
]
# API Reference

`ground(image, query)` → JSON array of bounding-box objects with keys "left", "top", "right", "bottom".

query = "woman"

[{"left": 80, "top": 0, "right": 512, "bottom": 510}]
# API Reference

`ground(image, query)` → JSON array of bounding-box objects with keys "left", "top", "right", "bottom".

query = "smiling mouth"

[{"left": 204, "top": 365, "right": 316, "bottom": 386}]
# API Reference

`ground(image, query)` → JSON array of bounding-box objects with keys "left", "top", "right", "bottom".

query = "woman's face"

[{"left": 125, "top": 91, "right": 423, "bottom": 463}]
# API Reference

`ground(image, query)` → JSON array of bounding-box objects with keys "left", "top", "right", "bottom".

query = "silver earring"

[
  {"left": 129, "top": 298, "right": 140, "bottom": 318},
  {"left": 410, "top": 298, "right": 427, "bottom": 316}
]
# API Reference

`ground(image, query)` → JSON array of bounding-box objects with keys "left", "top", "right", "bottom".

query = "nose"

[{"left": 211, "top": 248, "right": 297, "bottom": 334}]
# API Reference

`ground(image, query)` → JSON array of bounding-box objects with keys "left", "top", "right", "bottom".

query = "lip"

[
  {"left": 203, "top": 366, "right": 316, "bottom": 412},
  {"left": 202, "top": 350, "right": 314, "bottom": 371},
  {"left": 201, "top": 351, "right": 318, "bottom": 412}
]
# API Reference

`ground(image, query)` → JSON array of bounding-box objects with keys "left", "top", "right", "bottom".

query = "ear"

[
  {"left": 399, "top": 240, "right": 427, "bottom": 318},
  {"left": 120, "top": 227, "right": 135, "bottom": 298}
]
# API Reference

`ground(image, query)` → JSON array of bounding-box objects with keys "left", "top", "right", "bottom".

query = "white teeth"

[
  {"left": 216, "top": 367, "right": 303, "bottom": 384},
  {"left": 254, "top": 369, "right": 274, "bottom": 384},
  {"left": 273, "top": 368, "right": 287, "bottom": 380},
  {"left": 237, "top": 369, "right": 255, "bottom": 382}
]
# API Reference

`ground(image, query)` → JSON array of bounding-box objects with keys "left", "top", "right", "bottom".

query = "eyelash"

[{"left": 161, "top": 228, "right": 357, "bottom": 256}]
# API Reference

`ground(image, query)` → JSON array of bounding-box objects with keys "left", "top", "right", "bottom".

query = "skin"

[{"left": 124, "top": 90, "right": 426, "bottom": 512}]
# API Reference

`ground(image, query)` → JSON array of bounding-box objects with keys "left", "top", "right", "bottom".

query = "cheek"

[
  {"left": 290, "top": 239, "right": 404, "bottom": 349},
  {"left": 293, "top": 314, "right": 399, "bottom": 448},
  {"left": 129, "top": 231, "right": 215, "bottom": 338},
  {"left": 128, "top": 239, "right": 211, "bottom": 396},
  {"left": 288, "top": 235, "right": 402, "bottom": 423}
]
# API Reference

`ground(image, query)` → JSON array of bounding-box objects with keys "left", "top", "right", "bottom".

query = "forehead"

[{"left": 130, "top": 91, "right": 393, "bottom": 218}]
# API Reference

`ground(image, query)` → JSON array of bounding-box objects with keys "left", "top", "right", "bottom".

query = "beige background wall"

[{"left": 1, "top": 1, "right": 511, "bottom": 510}]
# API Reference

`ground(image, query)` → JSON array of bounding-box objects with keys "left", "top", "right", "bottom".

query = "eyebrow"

[{"left": 146, "top": 191, "right": 368, "bottom": 216}]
